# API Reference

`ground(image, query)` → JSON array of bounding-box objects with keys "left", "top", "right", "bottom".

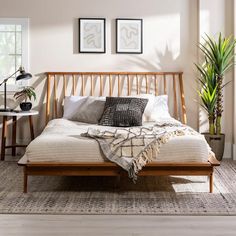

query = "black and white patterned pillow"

[{"left": 99, "top": 97, "right": 148, "bottom": 127}]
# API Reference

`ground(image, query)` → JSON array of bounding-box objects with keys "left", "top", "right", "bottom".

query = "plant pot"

[
  {"left": 20, "top": 102, "right": 32, "bottom": 111},
  {"left": 202, "top": 133, "right": 225, "bottom": 161}
]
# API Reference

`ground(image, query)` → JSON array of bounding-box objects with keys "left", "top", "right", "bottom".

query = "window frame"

[{"left": 0, "top": 18, "right": 29, "bottom": 92}]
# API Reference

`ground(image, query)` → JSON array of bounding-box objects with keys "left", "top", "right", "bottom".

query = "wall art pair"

[{"left": 79, "top": 18, "right": 143, "bottom": 54}]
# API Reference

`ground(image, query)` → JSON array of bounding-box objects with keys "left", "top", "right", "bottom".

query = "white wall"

[{"left": 0, "top": 0, "right": 234, "bottom": 158}]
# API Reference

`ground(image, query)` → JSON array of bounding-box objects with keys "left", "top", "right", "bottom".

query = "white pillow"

[
  {"left": 63, "top": 96, "right": 105, "bottom": 124},
  {"left": 148, "top": 95, "right": 171, "bottom": 121},
  {"left": 127, "top": 94, "right": 171, "bottom": 122},
  {"left": 126, "top": 94, "right": 155, "bottom": 121},
  {"left": 63, "top": 96, "right": 86, "bottom": 119}
]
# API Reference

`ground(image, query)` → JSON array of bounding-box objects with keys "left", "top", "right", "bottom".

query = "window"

[{"left": 0, "top": 18, "right": 29, "bottom": 91}]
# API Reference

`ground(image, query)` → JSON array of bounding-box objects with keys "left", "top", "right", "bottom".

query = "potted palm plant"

[
  {"left": 196, "top": 33, "right": 236, "bottom": 161},
  {"left": 14, "top": 86, "right": 36, "bottom": 111},
  {"left": 196, "top": 62, "right": 217, "bottom": 134}
]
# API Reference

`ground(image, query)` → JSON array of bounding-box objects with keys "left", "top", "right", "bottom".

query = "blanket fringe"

[{"left": 129, "top": 129, "right": 189, "bottom": 182}]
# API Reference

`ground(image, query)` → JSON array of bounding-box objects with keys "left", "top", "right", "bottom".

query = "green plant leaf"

[{"left": 13, "top": 86, "right": 36, "bottom": 102}]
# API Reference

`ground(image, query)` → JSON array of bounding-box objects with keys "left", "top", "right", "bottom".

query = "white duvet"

[{"left": 24, "top": 118, "right": 210, "bottom": 163}]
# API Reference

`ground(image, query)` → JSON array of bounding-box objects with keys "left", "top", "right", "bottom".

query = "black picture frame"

[
  {"left": 79, "top": 18, "right": 106, "bottom": 53},
  {"left": 116, "top": 18, "right": 143, "bottom": 54}
]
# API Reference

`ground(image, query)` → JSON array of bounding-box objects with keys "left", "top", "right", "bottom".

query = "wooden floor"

[{"left": 0, "top": 215, "right": 235, "bottom": 236}]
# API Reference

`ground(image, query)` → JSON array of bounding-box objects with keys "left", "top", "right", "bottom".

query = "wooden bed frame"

[{"left": 18, "top": 71, "right": 220, "bottom": 193}]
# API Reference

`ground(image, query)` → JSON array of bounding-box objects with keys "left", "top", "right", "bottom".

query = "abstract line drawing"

[
  {"left": 120, "top": 24, "right": 139, "bottom": 49},
  {"left": 116, "top": 19, "right": 143, "bottom": 54},
  {"left": 79, "top": 18, "right": 106, "bottom": 53},
  {"left": 83, "top": 23, "right": 101, "bottom": 48}
]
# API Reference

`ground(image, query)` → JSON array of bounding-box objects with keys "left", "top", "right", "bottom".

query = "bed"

[{"left": 18, "top": 71, "right": 220, "bottom": 193}]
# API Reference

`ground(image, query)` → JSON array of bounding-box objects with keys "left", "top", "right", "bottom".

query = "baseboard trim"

[
  {"left": 223, "top": 142, "right": 232, "bottom": 159},
  {"left": 233, "top": 144, "right": 236, "bottom": 160}
]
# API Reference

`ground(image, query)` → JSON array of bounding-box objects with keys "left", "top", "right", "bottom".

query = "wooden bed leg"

[
  {"left": 23, "top": 167, "right": 28, "bottom": 193},
  {"left": 209, "top": 173, "right": 213, "bottom": 193}
]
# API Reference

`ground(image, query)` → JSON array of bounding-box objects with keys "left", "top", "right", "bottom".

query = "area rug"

[{"left": 0, "top": 159, "right": 236, "bottom": 215}]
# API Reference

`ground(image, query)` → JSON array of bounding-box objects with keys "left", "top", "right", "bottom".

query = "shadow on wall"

[
  {"left": 125, "top": 46, "right": 180, "bottom": 72},
  {"left": 28, "top": 73, "right": 47, "bottom": 135},
  {"left": 0, "top": 95, "right": 18, "bottom": 110}
]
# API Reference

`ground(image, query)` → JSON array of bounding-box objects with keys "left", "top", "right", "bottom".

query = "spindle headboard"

[{"left": 45, "top": 72, "right": 187, "bottom": 125}]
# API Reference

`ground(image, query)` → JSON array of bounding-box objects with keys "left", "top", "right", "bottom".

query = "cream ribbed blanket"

[{"left": 25, "top": 119, "right": 211, "bottom": 169}]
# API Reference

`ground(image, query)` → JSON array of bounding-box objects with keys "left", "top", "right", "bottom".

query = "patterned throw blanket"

[{"left": 82, "top": 120, "right": 201, "bottom": 181}]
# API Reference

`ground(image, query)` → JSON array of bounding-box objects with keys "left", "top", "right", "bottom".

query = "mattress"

[{"left": 25, "top": 118, "right": 210, "bottom": 163}]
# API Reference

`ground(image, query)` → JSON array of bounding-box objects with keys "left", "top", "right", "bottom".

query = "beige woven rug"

[{"left": 0, "top": 159, "right": 236, "bottom": 215}]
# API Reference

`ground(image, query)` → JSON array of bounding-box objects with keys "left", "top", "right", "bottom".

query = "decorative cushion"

[
  {"left": 99, "top": 97, "right": 148, "bottom": 127},
  {"left": 63, "top": 96, "right": 105, "bottom": 124}
]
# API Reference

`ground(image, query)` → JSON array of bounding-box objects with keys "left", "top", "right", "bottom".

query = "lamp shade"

[{"left": 16, "top": 67, "right": 32, "bottom": 81}]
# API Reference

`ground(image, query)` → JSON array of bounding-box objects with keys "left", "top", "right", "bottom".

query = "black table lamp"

[{"left": 0, "top": 66, "right": 32, "bottom": 112}]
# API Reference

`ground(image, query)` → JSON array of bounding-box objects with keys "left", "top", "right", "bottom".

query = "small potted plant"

[
  {"left": 14, "top": 86, "right": 36, "bottom": 111},
  {"left": 196, "top": 33, "right": 236, "bottom": 161}
]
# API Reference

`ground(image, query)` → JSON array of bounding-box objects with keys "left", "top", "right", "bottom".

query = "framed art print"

[
  {"left": 116, "top": 18, "right": 143, "bottom": 54},
  {"left": 79, "top": 18, "right": 106, "bottom": 53}
]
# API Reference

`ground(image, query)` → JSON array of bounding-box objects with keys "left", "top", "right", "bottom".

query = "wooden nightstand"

[{"left": 0, "top": 110, "right": 39, "bottom": 160}]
